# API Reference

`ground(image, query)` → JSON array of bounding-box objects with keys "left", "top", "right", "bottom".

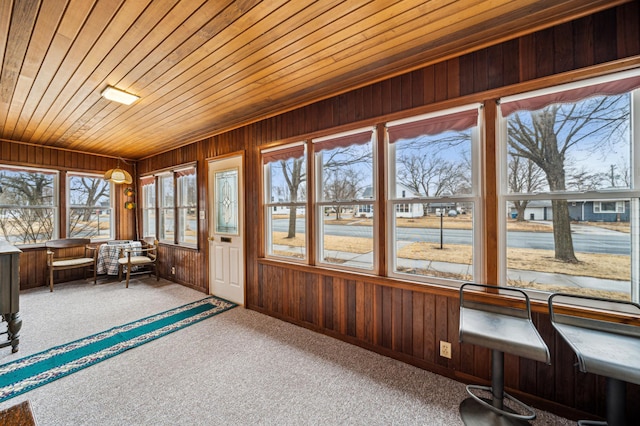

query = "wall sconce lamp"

[
  {"left": 104, "top": 158, "right": 133, "bottom": 184},
  {"left": 101, "top": 86, "right": 139, "bottom": 105}
]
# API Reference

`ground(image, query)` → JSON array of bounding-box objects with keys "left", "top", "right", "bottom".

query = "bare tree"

[
  {"left": 321, "top": 144, "right": 372, "bottom": 220},
  {"left": 396, "top": 153, "right": 469, "bottom": 215},
  {"left": 277, "top": 157, "right": 305, "bottom": 238},
  {"left": 614, "top": 161, "right": 631, "bottom": 188},
  {"left": 275, "top": 143, "right": 371, "bottom": 237},
  {"left": 507, "top": 94, "right": 629, "bottom": 262},
  {"left": 397, "top": 154, "right": 442, "bottom": 197},
  {"left": 566, "top": 165, "right": 605, "bottom": 191},
  {"left": 0, "top": 171, "right": 55, "bottom": 243},
  {"left": 323, "top": 167, "right": 363, "bottom": 219},
  {"left": 68, "top": 177, "right": 110, "bottom": 237},
  {"left": 508, "top": 156, "right": 545, "bottom": 221},
  {"left": 393, "top": 129, "right": 472, "bottom": 215}
]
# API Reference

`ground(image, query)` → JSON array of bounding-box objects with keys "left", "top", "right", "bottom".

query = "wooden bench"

[{"left": 45, "top": 238, "right": 97, "bottom": 292}]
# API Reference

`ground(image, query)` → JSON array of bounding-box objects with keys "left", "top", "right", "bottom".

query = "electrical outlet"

[
  {"left": 440, "top": 341, "right": 452, "bottom": 359},
  {"left": 171, "top": 266, "right": 176, "bottom": 275}
]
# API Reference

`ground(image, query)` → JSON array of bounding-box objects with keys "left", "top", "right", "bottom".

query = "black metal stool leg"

[
  {"left": 576, "top": 379, "right": 628, "bottom": 426},
  {"left": 460, "top": 350, "right": 534, "bottom": 425},
  {"left": 607, "top": 378, "right": 626, "bottom": 426},
  {"left": 492, "top": 350, "right": 505, "bottom": 411}
]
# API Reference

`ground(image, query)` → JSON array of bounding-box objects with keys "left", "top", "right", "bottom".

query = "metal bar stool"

[
  {"left": 549, "top": 293, "right": 640, "bottom": 426},
  {"left": 459, "top": 283, "right": 551, "bottom": 425}
]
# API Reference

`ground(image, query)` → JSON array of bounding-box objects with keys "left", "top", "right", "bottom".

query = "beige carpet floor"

[{"left": 0, "top": 277, "right": 574, "bottom": 425}]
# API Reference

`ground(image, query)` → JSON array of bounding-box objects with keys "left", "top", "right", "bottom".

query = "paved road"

[{"left": 272, "top": 219, "right": 629, "bottom": 255}]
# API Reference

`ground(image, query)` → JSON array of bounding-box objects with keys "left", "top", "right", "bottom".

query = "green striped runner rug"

[{"left": 0, "top": 296, "right": 236, "bottom": 403}]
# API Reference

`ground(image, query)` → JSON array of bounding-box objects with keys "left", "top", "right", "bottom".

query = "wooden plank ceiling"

[{"left": 0, "top": 0, "right": 627, "bottom": 159}]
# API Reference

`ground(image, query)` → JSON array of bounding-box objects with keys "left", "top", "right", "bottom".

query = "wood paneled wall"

[
  {"left": 0, "top": 140, "right": 136, "bottom": 289},
  {"left": 123, "top": 2, "right": 640, "bottom": 420},
  {"left": 254, "top": 261, "right": 640, "bottom": 420}
]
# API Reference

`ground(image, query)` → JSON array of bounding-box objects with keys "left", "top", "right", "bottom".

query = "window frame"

[
  {"left": 262, "top": 142, "right": 308, "bottom": 262},
  {"left": 143, "top": 162, "right": 198, "bottom": 248},
  {"left": 385, "top": 104, "right": 484, "bottom": 285},
  {"left": 140, "top": 176, "right": 156, "bottom": 239},
  {"left": 497, "top": 70, "right": 640, "bottom": 304},
  {"left": 593, "top": 201, "right": 625, "bottom": 214},
  {"left": 313, "top": 126, "right": 378, "bottom": 273},
  {"left": 176, "top": 166, "right": 198, "bottom": 247},
  {"left": 158, "top": 172, "right": 175, "bottom": 244},
  {"left": 67, "top": 172, "right": 113, "bottom": 241},
  {"left": 0, "top": 164, "right": 59, "bottom": 245}
]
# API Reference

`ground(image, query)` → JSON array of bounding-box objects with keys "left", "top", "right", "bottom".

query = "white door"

[{"left": 208, "top": 155, "right": 244, "bottom": 305}]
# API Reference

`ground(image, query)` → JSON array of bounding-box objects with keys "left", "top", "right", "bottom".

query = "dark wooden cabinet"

[{"left": 1, "top": 242, "right": 21, "bottom": 353}]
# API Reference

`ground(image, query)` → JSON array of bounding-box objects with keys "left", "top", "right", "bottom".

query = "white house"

[
  {"left": 508, "top": 200, "right": 552, "bottom": 221},
  {"left": 356, "top": 184, "right": 424, "bottom": 218}
]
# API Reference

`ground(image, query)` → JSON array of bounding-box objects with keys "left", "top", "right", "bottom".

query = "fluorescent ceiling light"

[{"left": 101, "top": 86, "right": 139, "bottom": 105}]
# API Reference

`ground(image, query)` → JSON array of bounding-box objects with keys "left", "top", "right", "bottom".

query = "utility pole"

[{"left": 610, "top": 164, "right": 616, "bottom": 187}]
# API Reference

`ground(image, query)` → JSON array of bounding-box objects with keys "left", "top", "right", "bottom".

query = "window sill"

[{"left": 157, "top": 241, "right": 199, "bottom": 251}]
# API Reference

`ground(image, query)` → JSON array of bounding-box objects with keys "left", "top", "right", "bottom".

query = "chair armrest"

[
  {"left": 124, "top": 247, "right": 156, "bottom": 254},
  {"left": 85, "top": 244, "right": 98, "bottom": 260}
]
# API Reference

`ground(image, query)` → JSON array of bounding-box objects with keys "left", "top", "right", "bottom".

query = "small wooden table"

[{"left": 97, "top": 241, "right": 141, "bottom": 275}]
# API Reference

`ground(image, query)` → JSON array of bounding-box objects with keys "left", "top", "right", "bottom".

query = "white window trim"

[
  {"left": 385, "top": 104, "right": 484, "bottom": 285},
  {"left": 67, "top": 172, "right": 113, "bottom": 241},
  {"left": 157, "top": 172, "right": 175, "bottom": 245},
  {"left": 593, "top": 201, "right": 625, "bottom": 214},
  {"left": 140, "top": 176, "right": 157, "bottom": 239},
  {"left": 314, "top": 127, "right": 379, "bottom": 273},
  {"left": 262, "top": 143, "right": 308, "bottom": 262},
  {"left": 498, "top": 78, "right": 640, "bottom": 304},
  {"left": 176, "top": 167, "right": 198, "bottom": 247},
  {"left": 0, "top": 164, "right": 59, "bottom": 244}
]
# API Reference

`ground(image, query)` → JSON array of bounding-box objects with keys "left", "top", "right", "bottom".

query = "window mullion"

[{"left": 173, "top": 172, "right": 178, "bottom": 245}]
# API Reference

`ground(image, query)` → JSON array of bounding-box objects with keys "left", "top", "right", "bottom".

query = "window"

[
  {"left": 314, "top": 127, "right": 376, "bottom": 270},
  {"left": 158, "top": 174, "right": 175, "bottom": 243},
  {"left": 262, "top": 143, "right": 307, "bottom": 260},
  {"left": 593, "top": 201, "right": 625, "bottom": 214},
  {"left": 140, "top": 176, "right": 156, "bottom": 238},
  {"left": 499, "top": 70, "right": 640, "bottom": 302},
  {"left": 176, "top": 167, "right": 197, "bottom": 246},
  {"left": 68, "top": 173, "right": 112, "bottom": 240},
  {"left": 386, "top": 105, "right": 481, "bottom": 283},
  {"left": 0, "top": 165, "right": 58, "bottom": 244},
  {"left": 145, "top": 164, "right": 197, "bottom": 247},
  {"left": 262, "top": 114, "right": 481, "bottom": 283}
]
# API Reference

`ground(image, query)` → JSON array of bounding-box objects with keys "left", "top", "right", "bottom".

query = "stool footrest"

[{"left": 466, "top": 384, "right": 536, "bottom": 421}]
